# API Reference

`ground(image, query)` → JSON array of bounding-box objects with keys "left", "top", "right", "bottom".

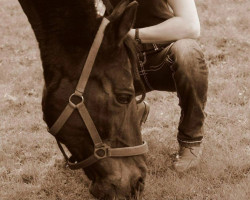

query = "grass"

[{"left": 0, "top": 0, "right": 249, "bottom": 199}]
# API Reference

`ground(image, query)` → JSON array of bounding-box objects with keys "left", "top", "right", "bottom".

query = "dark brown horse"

[{"left": 18, "top": 0, "right": 147, "bottom": 199}]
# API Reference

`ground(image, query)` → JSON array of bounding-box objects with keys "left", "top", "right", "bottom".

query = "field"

[{"left": 0, "top": 0, "right": 249, "bottom": 199}]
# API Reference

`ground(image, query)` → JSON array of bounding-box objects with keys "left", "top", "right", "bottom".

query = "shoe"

[
  {"left": 137, "top": 101, "right": 150, "bottom": 125},
  {"left": 173, "top": 145, "right": 202, "bottom": 172}
]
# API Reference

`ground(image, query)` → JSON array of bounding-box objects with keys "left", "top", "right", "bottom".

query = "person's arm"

[{"left": 129, "top": 0, "right": 200, "bottom": 43}]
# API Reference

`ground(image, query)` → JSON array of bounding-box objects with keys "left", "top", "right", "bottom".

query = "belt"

[
  {"left": 139, "top": 43, "right": 172, "bottom": 55},
  {"left": 137, "top": 42, "right": 175, "bottom": 67}
]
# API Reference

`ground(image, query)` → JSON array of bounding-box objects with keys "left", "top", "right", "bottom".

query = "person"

[
  {"left": 131, "top": 0, "right": 208, "bottom": 173},
  {"left": 110, "top": 0, "right": 208, "bottom": 172}
]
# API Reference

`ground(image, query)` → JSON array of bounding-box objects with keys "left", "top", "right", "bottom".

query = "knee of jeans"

[{"left": 170, "top": 39, "right": 207, "bottom": 73}]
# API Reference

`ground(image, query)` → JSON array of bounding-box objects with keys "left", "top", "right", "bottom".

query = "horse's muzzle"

[{"left": 89, "top": 174, "right": 146, "bottom": 200}]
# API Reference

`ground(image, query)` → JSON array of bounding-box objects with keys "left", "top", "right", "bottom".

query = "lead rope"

[
  {"left": 134, "top": 28, "right": 147, "bottom": 104},
  {"left": 133, "top": 56, "right": 146, "bottom": 104}
]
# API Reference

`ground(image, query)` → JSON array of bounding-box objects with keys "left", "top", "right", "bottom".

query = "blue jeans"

[{"left": 138, "top": 39, "right": 208, "bottom": 145}]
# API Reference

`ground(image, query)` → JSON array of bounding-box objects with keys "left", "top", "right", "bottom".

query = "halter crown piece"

[{"left": 48, "top": 4, "right": 148, "bottom": 170}]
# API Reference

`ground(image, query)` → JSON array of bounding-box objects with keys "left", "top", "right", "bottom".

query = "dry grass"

[{"left": 0, "top": 0, "right": 249, "bottom": 199}]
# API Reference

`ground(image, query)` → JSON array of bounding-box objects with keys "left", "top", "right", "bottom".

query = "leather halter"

[{"left": 49, "top": 17, "right": 148, "bottom": 170}]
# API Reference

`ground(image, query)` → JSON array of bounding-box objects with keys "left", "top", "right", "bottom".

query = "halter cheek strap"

[
  {"left": 49, "top": 18, "right": 110, "bottom": 138},
  {"left": 49, "top": 17, "right": 148, "bottom": 170}
]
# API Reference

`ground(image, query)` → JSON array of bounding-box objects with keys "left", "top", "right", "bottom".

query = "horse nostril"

[
  {"left": 138, "top": 177, "right": 144, "bottom": 184},
  {"left": 131, "top": 176, "right": 145, "bottom": 198},
  {"left": 135, "top": 177, "right": 145, "bottom": 192}
]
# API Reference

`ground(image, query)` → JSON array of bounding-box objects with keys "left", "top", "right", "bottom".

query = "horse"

[{"left": 18, "top": 0, "right": 148, "bottom": 199}]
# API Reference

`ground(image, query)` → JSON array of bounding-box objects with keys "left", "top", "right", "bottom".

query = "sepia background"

[{"left": 0, "top": 0, "right": 249, "bottom": 199}]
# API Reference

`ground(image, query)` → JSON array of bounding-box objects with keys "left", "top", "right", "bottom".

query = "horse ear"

[{"left": 116, "top": 1, "right": 138, "bottom": 44}]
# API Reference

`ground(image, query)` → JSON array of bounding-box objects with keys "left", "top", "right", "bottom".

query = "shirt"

[{"left": 110, "top": 0, "right": 174, "bottom": 28}]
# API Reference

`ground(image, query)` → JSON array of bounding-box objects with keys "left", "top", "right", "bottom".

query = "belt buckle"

[{"left": 153, "top": 43, "right": 159, "bottom": 51}]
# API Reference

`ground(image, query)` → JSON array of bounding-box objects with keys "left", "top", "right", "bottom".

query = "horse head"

[{"left": 18, "top": 0, "right": 147, "bottom": 199}]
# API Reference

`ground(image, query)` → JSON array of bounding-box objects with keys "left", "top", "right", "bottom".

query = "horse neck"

[{"left": 39, "top": 1, "right": 101, "bottom": 86}]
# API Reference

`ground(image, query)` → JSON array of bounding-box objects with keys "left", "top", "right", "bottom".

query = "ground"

[{"left": 0, "top": 0, "right": 249, "bottom": 199}]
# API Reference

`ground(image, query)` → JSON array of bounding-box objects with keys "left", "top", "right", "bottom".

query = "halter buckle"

[
  {"left": 69, "top": 92, "right": 84, "bottom": 108},
  {"left": 94, "top": 143, "right": 110, "bottom": 159}
]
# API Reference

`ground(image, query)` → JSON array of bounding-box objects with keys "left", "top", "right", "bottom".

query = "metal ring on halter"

[
  {"left": 94, "top": 144, "right": 110, "bottom": 159},
  {"left": 69, "top": 93, "right": 84, "bottom": 108}
]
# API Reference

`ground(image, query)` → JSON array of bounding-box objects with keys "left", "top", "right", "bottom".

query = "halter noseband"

[{"left": 48, "top": 16, "right": 148, "bottom": 170}]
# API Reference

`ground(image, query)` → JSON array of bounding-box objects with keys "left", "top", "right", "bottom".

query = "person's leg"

[
  {"left": 169, "top": 39, "right": 208, "bottom": 146},
  {"left": 138, "top": 39, "right": 208, "bottom": 172}
]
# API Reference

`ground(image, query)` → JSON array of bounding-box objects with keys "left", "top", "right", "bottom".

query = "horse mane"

[
  {"left": 19, "top": 0, "right": 105, "bottom": 87},
  {"left": 19, "top": 0, "right": 99, "bottom": 47}
]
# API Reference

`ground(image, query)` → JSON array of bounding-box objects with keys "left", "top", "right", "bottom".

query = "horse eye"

[{"left": 116, "top": 94, "right": 132, "bottom": 104}]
